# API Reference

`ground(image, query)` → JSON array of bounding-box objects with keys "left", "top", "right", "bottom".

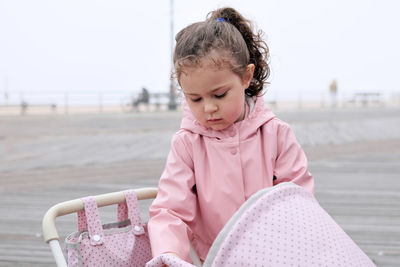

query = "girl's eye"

[
  {"left": 191, "top": 97, "right": 202, "bottom": 102},
  {"left": 215, "top": 92, "right": 227, "bottom": 99}
]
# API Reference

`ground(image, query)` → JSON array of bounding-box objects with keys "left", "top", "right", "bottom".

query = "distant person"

[
  {"left": 133, "top": 87, "right": 150, "bottom": 109},
  {"left": 140, "top": 87, "right": 150, "bottom": 104},
  {"left": 329, "top": 79, "right": 338, "bottom": 108},
  {"left": 147, "top": 7, "right": 314, "bottom": 264},
  {"left": 20, "top": 100, "right": 28, "bottom": 115}
]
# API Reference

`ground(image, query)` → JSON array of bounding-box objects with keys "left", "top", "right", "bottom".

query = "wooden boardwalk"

[{"left": 0, "top": 108, "right": 399, "bottom": 266}]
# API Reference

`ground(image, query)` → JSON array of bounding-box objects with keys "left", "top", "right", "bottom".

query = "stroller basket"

[{"left": 42, "top": 187, "right": 158, "bottom": 267}]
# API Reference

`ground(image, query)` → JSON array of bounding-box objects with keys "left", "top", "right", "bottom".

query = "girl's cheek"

[{"left": 192, "top": 106, "right": 204, "bottom": 121}]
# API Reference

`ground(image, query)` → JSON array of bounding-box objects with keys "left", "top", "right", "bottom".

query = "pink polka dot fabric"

[
  {"left": 67, "top": 184, "right": 375, "bottom": 266},
  {"left": 203, "top": 182, "right": 376, "bottom": 267},
  {"left": 65, "top": 189, "right": 152, "bottom": 267}
]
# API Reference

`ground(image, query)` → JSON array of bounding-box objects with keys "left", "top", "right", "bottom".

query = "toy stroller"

[{"left": 43, "top": 183, "right": 375, "bottom": 267}]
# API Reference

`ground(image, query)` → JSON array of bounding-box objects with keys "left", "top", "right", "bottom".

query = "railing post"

[{"left": 64, "top": 92, "right": 69, "bottom": 114}]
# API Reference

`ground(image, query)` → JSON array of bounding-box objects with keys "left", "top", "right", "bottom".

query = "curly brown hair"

[{"left": 173, "top": 7, "right": 270, "bottom": 97}]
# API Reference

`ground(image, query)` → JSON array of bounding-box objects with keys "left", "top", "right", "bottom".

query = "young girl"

[{"left": 148, "top": 7, "right": 314, "bottom": 264}]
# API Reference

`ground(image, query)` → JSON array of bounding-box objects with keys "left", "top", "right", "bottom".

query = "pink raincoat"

[{"left": 148, "top": 96, "right": 314, "bottom": 262}]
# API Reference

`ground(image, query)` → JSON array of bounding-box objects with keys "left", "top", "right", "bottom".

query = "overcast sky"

[{"left": 1, "top": 0, "right": 399, "bottom": 103}]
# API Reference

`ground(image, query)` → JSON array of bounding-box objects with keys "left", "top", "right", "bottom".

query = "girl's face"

[{"left": 180, "top": 62, "right": 254, "bottom": 131}]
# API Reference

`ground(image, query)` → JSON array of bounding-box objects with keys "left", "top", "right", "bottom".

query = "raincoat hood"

[{"left": 180, "top": 96, "right": 276, "bottom": 139}]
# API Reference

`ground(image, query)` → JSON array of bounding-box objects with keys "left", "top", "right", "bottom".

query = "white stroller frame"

[{"left": 42, "top": 187, "right": 158, "bottom": 267}]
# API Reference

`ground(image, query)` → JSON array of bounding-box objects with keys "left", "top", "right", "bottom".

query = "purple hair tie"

[{"left": 217, "top": 18, "right": 225, "bottom": 22}]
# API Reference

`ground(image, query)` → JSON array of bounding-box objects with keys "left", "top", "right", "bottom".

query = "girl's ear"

[{"left": 242, "top": 64, "right": 255, "bottom": 88}]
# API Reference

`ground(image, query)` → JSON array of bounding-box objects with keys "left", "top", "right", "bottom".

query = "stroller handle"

[{"left": 42, "top": 187, "right": 158, "bottom": 243}]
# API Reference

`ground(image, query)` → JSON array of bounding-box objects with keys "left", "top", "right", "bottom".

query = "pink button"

[
  {"left": 230, "top": 148, "right": 237, "bottom": 155},
  {"left": 229, "top": 131, "right": 236, "bottom": 137}
]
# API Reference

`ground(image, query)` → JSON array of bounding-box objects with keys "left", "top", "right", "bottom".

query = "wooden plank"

[{"left": 1, "top": 108, "right": 399, "bottom": 266}]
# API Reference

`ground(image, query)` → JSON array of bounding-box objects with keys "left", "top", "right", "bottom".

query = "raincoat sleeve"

[
  {"left": 148, "top": 133, "right": 197, "bottom": 263},
  {"left": 273, "top": 122, "right": 315, "bottom": 194}
]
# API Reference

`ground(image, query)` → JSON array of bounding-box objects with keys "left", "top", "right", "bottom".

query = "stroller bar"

[
  {"left": 49, "top": 240, "right": 68, "bottom": 267},
  {"left": 42, "top": 187, "right": 158, "bottom": 243}
]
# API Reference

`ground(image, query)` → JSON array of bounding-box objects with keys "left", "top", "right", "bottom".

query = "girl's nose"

[{"left": 204, "top": 101, "right": 218, "bottom": 113}]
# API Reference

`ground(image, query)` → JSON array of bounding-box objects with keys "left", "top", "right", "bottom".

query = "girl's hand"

[{"left": 146, "top": 253, "right": 194, "bottom": 267}]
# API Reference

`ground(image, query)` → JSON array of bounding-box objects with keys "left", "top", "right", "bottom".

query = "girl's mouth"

[{"left": 208, "top": 118, "right": 222, "bottom": 122}]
